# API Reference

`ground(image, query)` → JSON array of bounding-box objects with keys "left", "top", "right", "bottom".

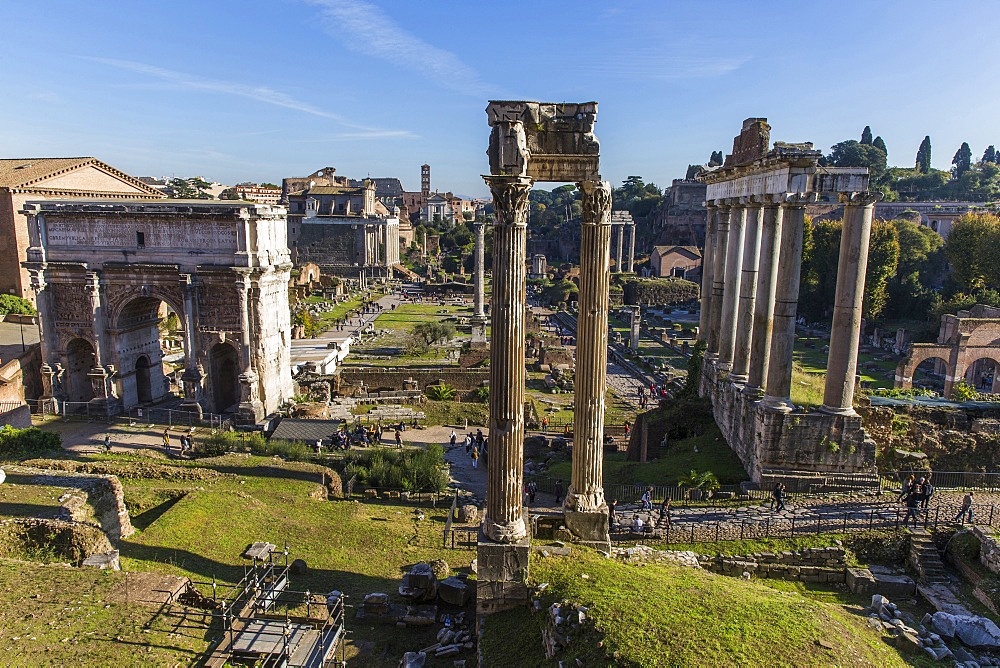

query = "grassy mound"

[{"left": 482, "top": 549, "right": 907, "bottom": 667}]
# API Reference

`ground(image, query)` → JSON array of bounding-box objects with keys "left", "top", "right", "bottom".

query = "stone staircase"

[{"left": 909, "top": 532, "right": 950, "bottom": 585}]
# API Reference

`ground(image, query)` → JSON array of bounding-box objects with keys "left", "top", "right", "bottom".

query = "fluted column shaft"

[
  {"left": 698, "top": 205, "right": 718, "bottom": 343},
  {"left": 731, "top": 203, "right": 763, "bottom": 383},
  {"left": 615, "top": 223, "right": 624, "bottom": 272},
  {"left": 482, "top": 175, "right": 532, "bottom": 542},
  {"left": 717, "top": 203, "right": 746, "bottom": 370},
  {"left": 473, "top": 222, "right": 486, "bottom": 317},
  {"left": 707, "top": 206, "right": 731, "bottom": 359},
  {"left": 763, "top": 202, "right": 806, "bottom": 411},
  {"left": 822, "top": 194, "right": 877, "bottom": 415},
  {"left": 746, "top": 203, "right": 783, "bottom": 394},
  {"left": 568, "top": 180, "right": 612, "bottom": 514},
  {"left": 626, "top": 223, "right": 635, "bottom": 273}
]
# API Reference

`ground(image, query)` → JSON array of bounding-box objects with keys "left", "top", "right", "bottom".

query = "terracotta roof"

[
  {"left": 0, "top": 157, "right": 164, "bottom": 196},
  {"left": 302, "top": 186, "right": 364, "bottom": 196}
]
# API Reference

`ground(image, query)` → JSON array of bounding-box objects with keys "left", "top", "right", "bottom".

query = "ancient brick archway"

[
  {"left": 895, "top": 306, "right": 1000, "bottom": 398},
  {"left": 22, "top": 200, "right": 294, "bottom": 422}
]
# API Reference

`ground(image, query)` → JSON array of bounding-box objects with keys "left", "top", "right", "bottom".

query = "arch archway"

[
  {"left": 209, "top": 343, "right": 240, "bottom": 412},
  {"left": 965, "top": 357, "right": 1000, "bottom": 393},
  {"left": 135, "top": 355, "right": 153, "bottom": 404},
  {"left": 114, "top": 296, "right": 184, "bottom": 409},
  {"left": 65, "top": 338, "right": 96, "bottom": 406},
  {"left": 913, "top": 356, "right": 948, "bottom": 392}
]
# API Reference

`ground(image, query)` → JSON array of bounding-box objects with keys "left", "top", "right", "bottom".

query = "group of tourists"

[
  {"left": 608, "top": 487, "right": 671, "bottom": 533},
  {"left": 770, "top": 483, "right": 788, "bottom": 512},
  {"left": 459, "top": 429, "right": 486, "bottom": 468},
  {"left": 898, "top": 474, "right": 935, "bottom": 527},
  {"left": 161, "top": 428, "right": 194, "bottom": 454}
]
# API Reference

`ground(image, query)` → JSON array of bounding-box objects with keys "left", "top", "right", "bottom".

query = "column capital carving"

[
  {"left": 838, "top": 191, "right": 881, "bottom": 206},
  {"left": 483, "top": 175, "right": 533, "bottom": 228},
  {"left": 577, "top": 179, "right": 612, "bottom": 226}
]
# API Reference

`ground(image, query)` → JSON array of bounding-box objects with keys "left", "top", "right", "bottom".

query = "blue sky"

[{"left": 2, "top": 1, "right": 997, "bottom": 198}]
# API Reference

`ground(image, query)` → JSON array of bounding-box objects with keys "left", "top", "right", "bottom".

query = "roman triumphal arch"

[{"left": 21, "top": 200, "right": 294, "bottom": 423}]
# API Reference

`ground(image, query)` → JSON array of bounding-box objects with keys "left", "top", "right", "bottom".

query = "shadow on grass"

[
  {"left": 206, "top": 465, "right": 330, "bottom": 486},
  {"left": 0, "top": 501, "right": 64, "bottom": 518},
  {"left": 131, "top": 494, "right": 187, "bottom": 531}
]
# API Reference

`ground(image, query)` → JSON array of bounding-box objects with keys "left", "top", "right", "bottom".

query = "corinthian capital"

[
  {"left": 484, "top": 175, "right": 533, "bottom": 228},
  {"left": 578, "top": 180, "right": 612, "bottom": 225}
]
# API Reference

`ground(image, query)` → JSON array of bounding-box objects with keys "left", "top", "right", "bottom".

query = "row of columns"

[
  {"left": 700, "top": 193, "right": 876, "bottom": 415},
  {"left": 482, "top": 174, "right": 612, "bottom": 545},
  {"left": 612, "top": 222, "right": 635, "bottom": 273}
]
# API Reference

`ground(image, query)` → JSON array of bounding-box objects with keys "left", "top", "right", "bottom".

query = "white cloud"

[
  {"left": 81, "top": 56, "right": 416, "bottom": 138},
  {"left": 305, "top": 0, "right": 495, "bottom": 96}
]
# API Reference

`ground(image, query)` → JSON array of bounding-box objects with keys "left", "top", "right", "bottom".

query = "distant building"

[
  {"left": 232, "top": 184, "right": 281, "bottom": 206},
  {"left": 0, "top": 158, "right": 164, "bottom": 300},
  {"left": 281, "top": 166, "right": 349, "bottom": 203},
  {"left": 285, "top": 178, "right": 400, "bottom": 278},
  {"left": 650, "top": 245, "right": 702, "bottom": 280},
  {"left": 651, "top": 179, "right": 707, "bottom": 247}
]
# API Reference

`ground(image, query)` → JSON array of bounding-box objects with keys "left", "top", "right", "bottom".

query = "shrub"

[
  {"left": 952, "top": 381, "right": 978, "bottom": 402},
  {"left": 426, "top": 383, "right": 457, "bottom": 401},
  {"left": 0, "top": 295, "right": 36, "bottom": 316},
  {"left": 0, "top": 425, "right": 61, "bottom": 460},
  {"left": 337, "top": 445, "right": 449, "bottom": 493},
  {"left": 473, "top": 385, "right": 490, "bottom": 402}
]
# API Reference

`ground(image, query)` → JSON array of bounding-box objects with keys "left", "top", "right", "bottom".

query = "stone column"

[
  {"left": 717, "top": 202, "right": 746, "bottom": 371},
  {"left": 822, "top": 193, "right": 877, "bottom": 415},
  {"left": 746, "top": 201, "right": 783, "bottom": 395},
  {"left": 763, "top": 199, "right": 806, "bottom": 412},
  {"left": 626, "top": 223, "right": 636, "bottom": 273},
  {"left": 707, "top": 205, "right": 731, "bottom": 360},
  {"left": 235, "top": 271, "right": 264, "bottom": 423},
  {"left": 481, "top": 175, "right": 532, "bottom": 544},
  {"left": 731, "top": 200, "right": 763, "bottom": 384},
  {"left": 179, "top": 274, "right": 204, "bottom": 417},
  {"left": 698, "top": 205, "right": 718, "bottom": 344},
  {"left": 565, "top": 180, "right": 611, "bottom": 550},
  {"left": 28, "top": 268, "right": 59, "bottom": 413},
  {"left": 471, "top": 221, "right": 487, "bottom": 343},
  {"left": 84, "top": 271, "right": 118, "bottom": 416},
  {"left": 615, "top": 223, "right": 624, "bottom": 272}
]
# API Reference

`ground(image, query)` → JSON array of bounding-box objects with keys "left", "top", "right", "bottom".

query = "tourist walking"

[
  {"left": 394, "top": 429, "right": 402, "bottom": 448},
  {"left": 608, "top": 498, "right": 618, "bottom": 526},
  {"left": 898, "top": 474, "right": 915, "bottom": 502},
  {"left": 553, "top": 479, "right": 564, "bottom": 505},
  {"left": 640, "top": 487, "right": 652, "bottom": 511},
  {"left": 464, "top": 434, "right": 473, "bottom": 455},
  {"left": 659, "top": 497, "right": 671, "bottom": 528},
  {"left": 774, "top": 484, "right": 787, "bottom": 512},
  {"left": 162, "top": 428, "right": 171, "bottom": 453},
  {"left": 541, "top": 416, "right": 549, "bottom": 433},
  {"left": 904, "top": 489, "right": 922, "bottom": 528},
  {"left": 471, "top": 446, "right": 479, "bottom": 469},
  {"left": 921, "top": 474, "right": 934, "bottom": 510},
  {"left": 449, "top": 430, "right": 457, "bottom": 448},
  {"left": 955, "top": 492, "right": 974, "bottom": 524},
  {"left": 528, "top": 481, "right": 537, "bottom": 504},
  {"left": 103, "top": 434, "right": 112, "bottom": 453}
]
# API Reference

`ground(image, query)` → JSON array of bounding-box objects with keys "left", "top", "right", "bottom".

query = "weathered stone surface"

[
  {"left": 439, "top": 577, "right": 470, "bottom": 606},
  {"left": 932, "top": 612, "right": 1000, "bottom": 648}
]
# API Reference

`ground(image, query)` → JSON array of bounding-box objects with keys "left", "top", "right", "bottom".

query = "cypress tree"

[
  {"left": 873, "top": 136, "right": 887, "bottom": 155},
  {"left": 916, "top": 136, "right": 932, "bottom": 174},
  {"left": 861, "top": 126, "right": 873, "bottom": 145},
  {"left": 953, "top": 142, "right": 973, "bottom": 178},
  {"left": 983, "top": 145, "right": 997, "bottom": 164}
]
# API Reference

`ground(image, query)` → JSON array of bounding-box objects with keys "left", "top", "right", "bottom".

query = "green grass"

[
  {"left": 656, "top": 534, "right": 849, "bottom": 558},
  {"left": 544, "top": 425, "right": 747, "bottom": 487},
  {"left": 0, "top": 561, "right": 209, "bottom": 666},
  {"left": 0, "top": 481, "right": 67, "bottom": 517},
  {"left": 482, "top": 549, "right": 909, "bottom": 667}
]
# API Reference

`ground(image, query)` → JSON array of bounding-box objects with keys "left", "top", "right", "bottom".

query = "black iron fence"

[{"left": 885, "top": 470, "right": 1000, "bottom": 493}]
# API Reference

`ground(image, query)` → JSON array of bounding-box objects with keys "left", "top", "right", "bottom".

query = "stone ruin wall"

[
  {"left": 706, "top": 374, "right": 876, "bottom": 482},
  {"left": 302, "top": 368, "right": 491, "bottom": 397}
]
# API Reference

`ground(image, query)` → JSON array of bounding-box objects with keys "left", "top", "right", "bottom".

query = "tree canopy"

[
  {"left": 953, "top": 142, "right": 973, "bottom": 178},
  {"left": 915, "top": 136, "right": 932, "bottom": 174}
]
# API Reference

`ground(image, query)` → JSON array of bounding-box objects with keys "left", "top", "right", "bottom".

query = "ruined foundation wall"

[
  {"left": 705, "top": 373, "right": 876, "bottom": 482},
  {"left": 331, "top": 368, "right": 491, "bottom": 394}
]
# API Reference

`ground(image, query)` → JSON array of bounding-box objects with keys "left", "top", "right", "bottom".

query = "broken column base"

[
  {"left": 470, "top": 316, "right": 488, "bottom": 344},
  {"left": 236, "top": 400, "right": 265, "bottom": 425},
  {"left": 476, "top": 534, "right": 530, "bottom": 616},
  {"left": 563, "top": 509, "right": 610, "bottom": 553}
]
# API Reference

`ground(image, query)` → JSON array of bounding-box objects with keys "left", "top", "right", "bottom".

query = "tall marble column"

[
  {"left": 746, "top": 201, "right": 783, "bottom": 395},
  {"left": 481, "top": 174, "right": 532, "bottom": 544},
  {"left": 235, "top": 271, "right": 264, "bottom": 423},
  {"left": 85, "top": 271, "right": 117, "bottom": 415},
  {"left": 707, "top": 205, "right": 731, "bottom": 360},
  {"left": 565, "top": 180, "right": 612, "bottom": 549},
  {"left": 717, "top": 202, "right": 746, "bottom": 371},
  {"left": 28, "top": 269, "right": 58, "bottom": 413},
  {"left": 822, "top": 193, "right": 877, "bottom": 415},
  {"left": 763, "top": 199, "right": 806, "bottom": 412},
  {"left": 471, "top": 221, "right": 487, "bottom": 343},
  {"left": 179, "top": 274, "right": 204, "bottom": 416},
  {"left": 698, "top": 205, "right": 718, "bottom": 344},
  {"left": 626, "top": 223, "right": 635, "bottom": 273},
  {"left": 731, "top": 200, "right": 763, "bottom": 383},
  {"left": 615, "top": 223, "right": 624, "bottom": 272}
]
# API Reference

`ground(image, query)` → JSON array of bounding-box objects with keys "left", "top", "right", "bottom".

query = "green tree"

[
  {"left": 952, "top": 142, "right": 973, "bottom": 179},
  {"left": 885, "top": 217, "right": 945, "bottom": 319},
  {"left": 0, "top": 295, "right": 36, "bottom": 316},
  {"left": 826, "top": 140, "right": 887, "bottom": 181},
  {"left": 166, "top": 177, "right": 213, "bottom": 199},
  {"left": 412, "top": 321, "right": 455, "bottom": 346},
  {"left": 542, "top": 278, "right": 578, "bottom": 307},
  {"left": 944, "top": 212, "right": 1000, "bottom": 293},
  {"left": 861, "top": 126, "right": 873, "bottom": 145},
  {"left": 916, "top": 136, "right": 932, "bottom": 174},
  {"left": 873, "top": 136, "right": 887, "bottom": 155},
  {"left": 863, "top": 220, "right": 900, "bottom": 321}
]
